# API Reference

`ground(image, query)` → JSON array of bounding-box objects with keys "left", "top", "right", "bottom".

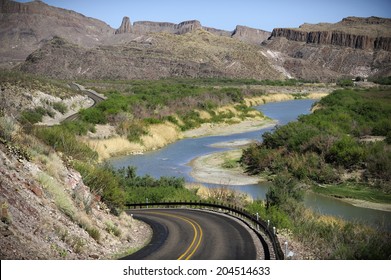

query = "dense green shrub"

[
  {"left": 337, "top": 79, "right": 354, "bottom": 87},
  {"left": 20, "top": 107, "right": 46, "bottom": 124},
  {"left": 61, "top": 121, "right": 96, "bottom": 136},
  {"left": 326, "top": 136, "right": 366, "bottom": 168},
  {"left": 79, "top": 107, "right": 106, "bottom": 124},
  {"left": 33, "top": 126, "right": 98, "bottom": 161},
  {"left": 114, "top": 166, "right": 197, "bottom": 204},
  {"left": 369, "top": 76, "right": 391, "bottom": 85},
  {"left": 73, "top": 163, "right": 125, "bottom": 214},
  {"left": 52, "top": 102, "right": 68, "bottom": 114}
]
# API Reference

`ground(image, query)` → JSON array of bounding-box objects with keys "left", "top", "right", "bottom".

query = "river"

[{"left": 110, "top": 99, "right": 391, "bottom": 231}]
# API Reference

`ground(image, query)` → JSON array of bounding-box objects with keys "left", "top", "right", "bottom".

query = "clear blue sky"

[{"left": 16, "top": 0, "right": 391, "bottom": 31}]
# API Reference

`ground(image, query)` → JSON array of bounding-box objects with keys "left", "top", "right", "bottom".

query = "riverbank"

[
  {"left": 188, "top": 149, "right": 260, "bottom": 186},
  {"left": 342, "top": 198, "right": 391, "bottom": 212},
  {"left": 189, "top": 143, "right": 391, "bottom": 213},
  {"left": 84, "top": 92, "right": 329, "bottom": 161}
]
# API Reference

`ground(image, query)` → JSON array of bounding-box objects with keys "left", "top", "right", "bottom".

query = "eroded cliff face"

[
  {"left": 270, "top": 28, "right": 391, "bottom": 51},
  {"left": 270, "top": 17, "right": 391, "bottom": 51},
  {"left": 265, "top": 17, "right": 391, "bottom": 80},
  {"left": 232, "top": 25, "right": 271, "bottom": 45},
  {"left": 115, "top": 17, "right": 202, "bottom": 35}
]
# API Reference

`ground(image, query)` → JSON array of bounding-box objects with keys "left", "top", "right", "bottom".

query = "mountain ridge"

[{"left": 1, "top": 0, "right": 390, "bottom": 81}]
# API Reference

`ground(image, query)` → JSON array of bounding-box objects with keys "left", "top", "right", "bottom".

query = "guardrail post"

[
  {"left": 273, "top": 226, "right": 276, "bottom": 235},
  {"left": 284, "top": 241, "right": 288, "bottom": 258}
]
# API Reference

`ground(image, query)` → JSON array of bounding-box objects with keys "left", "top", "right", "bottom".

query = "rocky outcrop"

[
  {"left": 116, "top": 17, "right": 270, "bottom": 45},
  {"left": 176, "top": 20, "right": 202, "bottom": 34},
  {"left": 270, "top": 17, "right": 391, "bottom": 51},
  {"left": 115, "top": 16, "right": 132, "bottom": 34},
  {"left": 270, "top": 28, "right": 391, "bottom": 51},
  {"left": 129, "top": 19, "right": 202, "bottom": 35},
  {"left": 232, "top": 25, "right": 271, "bottom": 45}
]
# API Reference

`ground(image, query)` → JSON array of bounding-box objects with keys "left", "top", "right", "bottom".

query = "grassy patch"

[
  {"left": 37, "top": 172, "right": 77, "bottom": 219},
  {"left": 105, "top": 221, "right": 121, "bottom": 237},
  {"left": 313, "top": 183, "right": 391, "bottom": 204},
  {"left": 52, "top": 101, "right": 68, "bottom": 114}
]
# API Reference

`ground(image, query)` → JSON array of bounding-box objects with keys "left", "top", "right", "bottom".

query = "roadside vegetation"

[{"left": 245, "top": 174, "right": 391, "bottom": 259}]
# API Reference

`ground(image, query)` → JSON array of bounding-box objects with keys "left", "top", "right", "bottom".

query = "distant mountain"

[
  {"left": 0, "top": 0, "right": 114, "bottom": 67},
  {"left": 1, "top": 0, "right": 390, "bottom": 81},
  {"left": 19, "top": 31, "right": 283, "bottom": 80},
  {"left": 263, "top": 16, "right": 391, "bottom": 80}
]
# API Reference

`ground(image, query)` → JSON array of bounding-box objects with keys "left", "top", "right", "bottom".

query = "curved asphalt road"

[
  {"left": 63, "top": 84, "right": 106, "bottom": 122},
  {"left": 122, "top": 209, "right": 261, "bottom": 260}
]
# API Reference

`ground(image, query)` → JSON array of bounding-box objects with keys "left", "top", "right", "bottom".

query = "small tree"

[{"left": 266, "top": 172, "right": 303, "bottom": 210}]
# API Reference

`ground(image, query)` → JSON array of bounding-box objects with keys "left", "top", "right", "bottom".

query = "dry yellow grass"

[
  {"left": 195, "top": 110, "right": 212, "bottom": 120},
  {"left": 84, "top": 122, "right": 182, "bottom": 160},
  {"left": 307, "top": 92, "right": 329, "bottom": 99},
  {"left": 244, "top": 93, "right": 294, "bottom": 106},
  {"left": 141, "top": 122, "right": 182, "bottom": 150},
  {"left": 85, "top": 137, "right": 144, "bottom": 160}
]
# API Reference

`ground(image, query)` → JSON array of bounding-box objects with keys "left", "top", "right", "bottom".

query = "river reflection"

[{"left": 110, "top": 99, "right": 391, "bottom": 231}]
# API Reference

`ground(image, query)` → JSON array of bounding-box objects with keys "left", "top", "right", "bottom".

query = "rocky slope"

[
  {"left": 19, "top": 31, "right": 284, "bottom": 80},
  {"left": 0, "top": 81, "right": 151, "bottom": 259},
  {"left": 0, "top": 0, "right": 114, "bottom": 68},
  {"left": 264, "top": 17, "right": 391, "bottom": 80},
  {"left": 0, "top": 144, "right": 150, "bottom": 259}
]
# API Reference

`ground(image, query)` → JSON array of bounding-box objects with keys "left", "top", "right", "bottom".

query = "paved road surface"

[{"left": 122, "top": 209, "right": 262, "bottom": 260}]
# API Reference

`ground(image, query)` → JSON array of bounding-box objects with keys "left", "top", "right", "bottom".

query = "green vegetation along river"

[{"left": 110, "top": 98, "right": 391, "bottom": 231}]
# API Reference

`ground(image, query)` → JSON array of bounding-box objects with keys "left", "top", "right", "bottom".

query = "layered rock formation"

[
  {"left": 115, "top": 17, "right": 202, "bottom": 35},
  {"left": 264, "top": 16, "right": 391, "bottom": 80},
  {"left": 232, "top": 25, "right": 271, "bottom": 45},
  {"left": 270, "top": 17, "right": 391, "bottom": 51},
  {"left": 271, "top": 28, "right": 391, "bottom": 51},
  {"left": 134, "top": 19, "right": 202, "bottom": 35}
]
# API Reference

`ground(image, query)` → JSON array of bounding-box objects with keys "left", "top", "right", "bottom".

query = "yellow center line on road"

[{"left": 148, "top": 211, "right": 203, "bottom": 260}]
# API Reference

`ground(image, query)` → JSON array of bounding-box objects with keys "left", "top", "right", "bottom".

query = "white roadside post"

[{"left": 284, "top": 241, "right": 288, "bottom": 258}]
